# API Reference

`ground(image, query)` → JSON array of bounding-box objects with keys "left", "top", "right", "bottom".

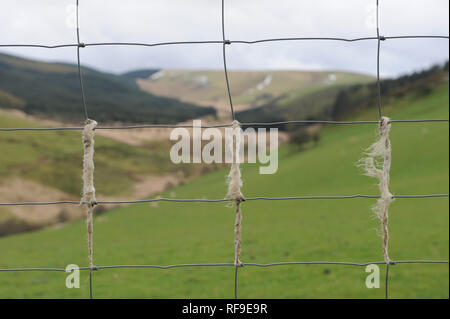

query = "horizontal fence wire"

[
  {"left": 1, "top": 119, "right": 449, "bottom": 131},
  {"left": 0, "top": 35, "right": 448, "bottom": 49},
  {"left": 1, "top": 260, "right": 448, "bottom": 272},
  {"left": 0, "top": 0, "right": 449, "bottom": 299},
  {"left": 0, "top": 194, "right": 449, "bottom": 206}
]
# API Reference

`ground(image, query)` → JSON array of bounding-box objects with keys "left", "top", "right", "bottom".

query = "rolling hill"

[
  {"left": 0, "top": 53, "right": 215, "bottom": 124},
  {"left": 0, "top": 69, "right": 447, "bottom": 298},
  {"left": 131, "top": 69, "right": 374, "bottom": 116},
  {"left": 236, "top": 62, "right": 450, "bottom": 129}
]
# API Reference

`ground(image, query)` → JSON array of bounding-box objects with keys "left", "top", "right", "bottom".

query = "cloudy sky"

[{"left": 0, "top": 0, "right": 448, "bottom": 77}]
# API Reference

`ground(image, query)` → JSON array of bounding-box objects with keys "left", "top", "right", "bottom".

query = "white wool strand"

[
  {"left": 358, "top": 116, "right": 393, "bottom": 263},
  {"left": 227, "top": 120, "right": 244, "bottom": 266},
  {"left": 81, "top": 119, "right": 97, "bottom": 269}
]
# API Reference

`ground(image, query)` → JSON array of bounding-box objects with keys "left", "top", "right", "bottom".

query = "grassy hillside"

[
  {"left": 0, "top": 79, "right": 447, "bottom": 298},
  {"left": 236, "top": 84, "right": 343, "bottom": 127},
  {"left": 0, "top": 53, "right": 215, "bottom": 124},
  {"left": 0, "top": 109, "right": 222, "bottom": 236},
  {"left": 0, "top": 111, "right": 189, "bottom": 198},
  {"left": 135, "top": 69, "right": 374, "bottom": 114},
  {"left": 237, "top": 62, "right": 449, "bottom": 130}
]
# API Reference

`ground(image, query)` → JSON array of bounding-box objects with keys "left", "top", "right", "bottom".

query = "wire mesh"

[{"left": 0, "top": 0, "right": 448, "bottom": 299}]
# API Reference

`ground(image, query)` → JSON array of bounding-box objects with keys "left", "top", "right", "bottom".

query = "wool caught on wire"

[
  {"left": 358, "top": 116, "right": 393, "bottom": 264},
  {"left": 81, "top": 119, "right": 98, "bottom": 270},
  {"left": 226, "top": 120, "right": 244, "bottom": 266}
]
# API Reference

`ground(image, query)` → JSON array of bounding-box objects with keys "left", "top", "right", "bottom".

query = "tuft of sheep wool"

[
  {"left": 358, "top": 116, "right": 393, "bottom": 263},
  {"left": 226, "top": 120, "right": 244, "bottom": 266},
  {"left": 81, "top": 119, "right": 97, "bottom": 269},
  {"left": 234, "top": 201, "right": 243, "bottom": 266},
  {"left": 226, "top": 120, "right": 243, "bottom": 200}
]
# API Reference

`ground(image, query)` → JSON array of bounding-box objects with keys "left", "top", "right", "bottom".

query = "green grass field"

[{"left": 0, "top": 83, "right": 448, "bottom": 298}]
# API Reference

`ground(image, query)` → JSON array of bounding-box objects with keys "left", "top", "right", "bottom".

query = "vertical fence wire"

[
  {"left": 76, "top": 0, "right": 89, "bottom": 121},
  {"left": 375, "top": 0, "right": 393, "bottom": 299},
  {"left": 221, "top": 0, "right": 235, "bottom": 121},
  {"left": 221, "top": 0, "right": 240, "bottom": 299},
  {"left": 75, "top": 0, "right": 94, "bottom": 299},
  {"left": 376, "top": 0, "right": 384, "bottom": 119},
  {"left": 375, "top": 0, "right": 389, "bottom": 299}
]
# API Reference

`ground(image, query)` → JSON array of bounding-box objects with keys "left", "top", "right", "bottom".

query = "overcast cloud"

[{"left": 0, "top": 0, "right": 448, "bottom": 77}]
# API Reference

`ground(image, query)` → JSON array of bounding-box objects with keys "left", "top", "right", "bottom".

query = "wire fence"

[{"left": 0, "top": 0, "right": 449, "bottom": 299}]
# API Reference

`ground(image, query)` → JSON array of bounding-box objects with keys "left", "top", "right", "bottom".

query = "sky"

[{"left": 0, "top": 0, "right": 448, "bottom": 77}]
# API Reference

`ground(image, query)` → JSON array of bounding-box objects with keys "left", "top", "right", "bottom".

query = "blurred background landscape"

[{"left": 0, "top": 0, "right": 448, "bottom": 298}]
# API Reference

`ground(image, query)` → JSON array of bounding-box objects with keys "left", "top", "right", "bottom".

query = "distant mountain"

[
  {"left": 132, "top": 69, "right": 375, "bottom": 116},
  {"left": 0, "top": 53, "right": 215, "bottom": 124}
]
